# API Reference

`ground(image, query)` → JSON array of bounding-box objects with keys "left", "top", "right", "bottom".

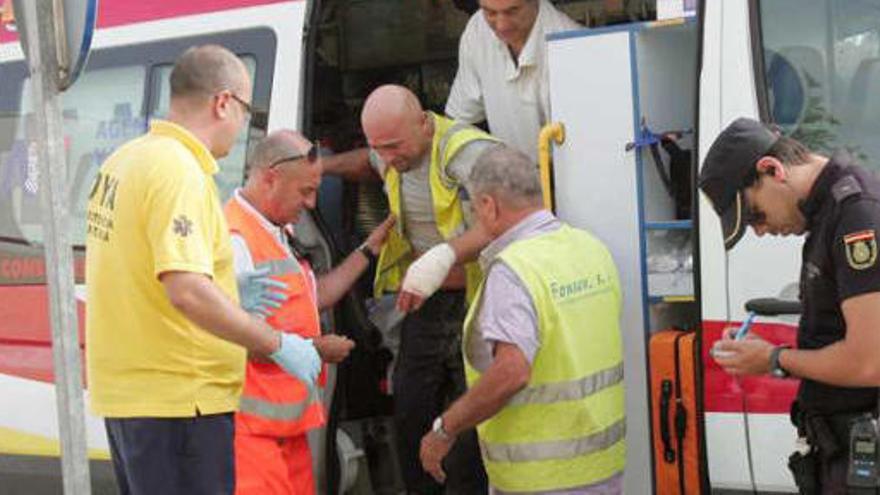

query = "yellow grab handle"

[{"left": 538, "top": 122, "right": 565, "bottom": 211}]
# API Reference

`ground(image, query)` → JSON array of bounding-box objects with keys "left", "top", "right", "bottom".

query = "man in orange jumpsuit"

[{"left": 225, "top": 129, "right": 394, "bottom": 494}]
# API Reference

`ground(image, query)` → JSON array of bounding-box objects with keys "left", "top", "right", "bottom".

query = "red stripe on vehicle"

[
  {"left": 0, "top": 286, "right": 85, "bottom": 384},
  {"left": 702, "top": 319, "right": 799, "bottom": 414},
  {"left": 1, "top": 0, "right": 297, "bottom": 44}
]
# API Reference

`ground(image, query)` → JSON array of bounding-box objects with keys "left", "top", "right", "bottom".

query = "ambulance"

[{"left": 1, "top": 0, "right": 878, "bottom": 492}]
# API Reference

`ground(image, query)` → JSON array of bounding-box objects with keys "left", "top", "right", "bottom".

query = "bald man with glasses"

[{"left": 226, "top": 129, "right": 394, "bottom": 494}]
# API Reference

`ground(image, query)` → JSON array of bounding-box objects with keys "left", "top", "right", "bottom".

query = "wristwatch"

[
  {"left": 769, "top": 345, "right": 791, "bottom": 378},
  {"left": 432, "top": 416, "right": 453, "bottom": 442},
  {"left": 358, "top": 242, "right": 377, "bottom": 263}
]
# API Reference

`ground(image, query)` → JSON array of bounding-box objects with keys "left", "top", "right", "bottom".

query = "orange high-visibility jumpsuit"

[{"left": 226, "top": 195, "right": 326, "bottom": 495}]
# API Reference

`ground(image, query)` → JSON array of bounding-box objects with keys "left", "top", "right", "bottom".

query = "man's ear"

[
  {"left": 485, "top": 194, "right": 501, "bottom": 224},
  {"left": 258, "top": 166, "right": 278, "bottom": 189},
  {"left": 420, "top": 112, "right": 432, "bottom": 138},
  {"left": 214, "top": 91, "right": 232, "bottom": 120},
  {"left": 756, "top": 156, "right": 785, "bottom": 180}
]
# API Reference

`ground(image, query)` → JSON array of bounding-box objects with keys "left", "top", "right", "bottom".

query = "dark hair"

[
  {"left": 765, "top": 136, "right": 811, "bottom": 165},
  {"left": 742, "top": 136, "right": 811, "bottom": 186}
]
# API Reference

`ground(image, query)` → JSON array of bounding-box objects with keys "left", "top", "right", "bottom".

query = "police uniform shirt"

[{"left": 798, "top": 150, "right": 880, "bottom": 415}]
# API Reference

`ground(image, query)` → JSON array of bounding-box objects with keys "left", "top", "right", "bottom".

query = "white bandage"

[{"left": 401, "top": 243, "right": 456, "bottom": 298}]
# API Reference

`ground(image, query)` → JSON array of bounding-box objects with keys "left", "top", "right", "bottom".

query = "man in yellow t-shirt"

[{"left": 86, "top": 45, "right": 321, "bottom": 495}]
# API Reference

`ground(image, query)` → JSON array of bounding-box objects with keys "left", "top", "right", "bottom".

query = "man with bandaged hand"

[
  {"left": 227, "top": 129, "right": 394, "bottom": 494},
  {"left": 322, "top": 85, "right": 496, "bottom": 493}
]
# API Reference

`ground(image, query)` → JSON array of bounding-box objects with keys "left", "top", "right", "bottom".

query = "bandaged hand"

[{"left": 399, "top": 243, "right": 456, "bottom": 311}]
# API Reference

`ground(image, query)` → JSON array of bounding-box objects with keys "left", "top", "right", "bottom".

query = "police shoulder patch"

[{"left": 843, "top": 229, "right": 877, "bottom": 270}]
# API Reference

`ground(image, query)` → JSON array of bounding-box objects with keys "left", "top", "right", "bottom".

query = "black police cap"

[{"left": 698, "top": 118, "right": 779, "bottom": 250}]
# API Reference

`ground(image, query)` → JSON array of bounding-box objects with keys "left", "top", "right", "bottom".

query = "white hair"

[{"left": 467, "top": 144, "right": 543, "bottom": 208}]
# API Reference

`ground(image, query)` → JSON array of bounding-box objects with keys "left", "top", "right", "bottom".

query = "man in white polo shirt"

[{"left": 446, "top": 0, "right": 580, "bottom": 163}]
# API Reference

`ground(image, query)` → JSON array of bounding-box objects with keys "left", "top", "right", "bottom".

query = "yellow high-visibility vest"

[
  {"left": 464, "top": 224, "right": 627, "bottom": 492},
  {"left": 373, "top": 112, "right": 497, "bottom": 303}
]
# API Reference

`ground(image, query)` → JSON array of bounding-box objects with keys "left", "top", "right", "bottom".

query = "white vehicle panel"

[{"left": 548, "top": 27, "right": 651, "bottom": 495}]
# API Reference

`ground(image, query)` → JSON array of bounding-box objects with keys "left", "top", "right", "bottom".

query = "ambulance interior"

[{"left": 299, "top": 1, "right": 667, "bottom": 492}]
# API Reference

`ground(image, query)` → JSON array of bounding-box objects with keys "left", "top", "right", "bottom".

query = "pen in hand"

[
  {"left": 711, "top": 312, "right": 758, "bottom": 360},
  {"left": 734, "top": 312, "right": 757, "bottom": 340}
]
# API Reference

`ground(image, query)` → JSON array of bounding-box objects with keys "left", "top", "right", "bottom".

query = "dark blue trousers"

[{"left": 105, "top": 413, "right": 235, "bottom": 495}]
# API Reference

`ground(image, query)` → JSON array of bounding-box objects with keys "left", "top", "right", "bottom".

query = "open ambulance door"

[
  {"left": 700, "top": 0, "right": 880, "bottom": 492},
  {"left": 545, "top": 13, "right": 700, "bottom": 495},
  {"left": 698, "top": 0, "right": 801, "bottom": 491}
]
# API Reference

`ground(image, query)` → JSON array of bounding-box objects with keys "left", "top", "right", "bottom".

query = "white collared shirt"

[
  {"left": 228, "top": 189, "right": 318, "bottom": 300},
  {"left": 445, "top": 0, "right": 579, "bottom": 163},
  {"left": 229, "top": 189, "right": 294, "bottom": 271}
]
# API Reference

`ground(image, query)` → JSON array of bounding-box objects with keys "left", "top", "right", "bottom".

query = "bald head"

[
  {"left": 170, "top": 44, "right": 249, "bottom": 102},
  {"left": 242, "top": 130, "right": 322, "bottom": 226},
  {"left": 247, "top": 129, "right": 316, "bottom": 176},
  {"left": 361, "top": 85, "right": 425, "bottom": 135},
  {"left": 360, "top": 85, "right": 432, "bottom": 172}
]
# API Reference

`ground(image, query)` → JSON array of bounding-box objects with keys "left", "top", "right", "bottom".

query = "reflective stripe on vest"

[
  {"left": 373, "top": 112, "right": 496, "bottom": 303},
  {"left": 507, "top": 362, "right": 624, "bottom": 407},
  {"left": 463, "top": 224, "right": 626, "bottom": 492},
  {"left": 482, "top": 418, "right": 626, "bottom": 463},
  {"left": 224, "top": 194, "right": 326, "bottom": 438},
  {"left": 255, "top": 258, "right": 302, "bottom": 276},
  {"left": 238, "top": 386, "right": 320, "bottom": 421}
]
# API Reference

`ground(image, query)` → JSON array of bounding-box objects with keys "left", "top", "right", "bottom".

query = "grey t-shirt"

[{"left": 370, "top": 138, "right": 494, "bottom": 253}]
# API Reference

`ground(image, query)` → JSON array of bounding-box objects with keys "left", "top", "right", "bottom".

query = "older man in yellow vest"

[
  {"left": 323, "top": 84, "right": 496, "bottom": 493},
  {"left": 420, "top": 145, "right": 627, "bottom": 494},
  {"left": 226, "top": 129, "right": 394, "bottom": 494}
]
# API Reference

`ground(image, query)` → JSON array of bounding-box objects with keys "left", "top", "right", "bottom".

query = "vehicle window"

[
  {"left": 1, "top": 55, "right": 258, "bottom": 250},
  {"left": 150, "top": 57, "right": 257, "bottom": 202},
  {"left": 3, "top": 64, "right": 147, "bottom": 247},
  {"left": 0, "top": 29, "right": 274, "bottom": 288},
  {"left": 757, "top": 0, "right": 880, "bottom": 167}
]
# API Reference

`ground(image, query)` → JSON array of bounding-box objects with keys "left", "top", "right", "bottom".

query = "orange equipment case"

[{"left": 649, "top": 329, "right": 704, "bottom": 495}]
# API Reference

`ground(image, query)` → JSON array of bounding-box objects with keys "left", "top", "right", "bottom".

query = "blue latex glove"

[
  {"left": 269, "top": 333, "right": 321, "bottom": 387},
  {"left": 237, "top": 266, "right": 288, "bottom": 318}
]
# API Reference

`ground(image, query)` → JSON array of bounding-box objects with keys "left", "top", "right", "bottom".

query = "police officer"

[{"left": 700, "top": 118, "right": 880, "bottom": 494}]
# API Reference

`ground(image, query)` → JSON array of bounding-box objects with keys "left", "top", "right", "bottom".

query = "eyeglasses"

[
  {"left": 229, "top": 92, "right": 252, "bottom": 115},
  {"left": 268, "top": 144, "right": 319, "bottom": 168}
]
